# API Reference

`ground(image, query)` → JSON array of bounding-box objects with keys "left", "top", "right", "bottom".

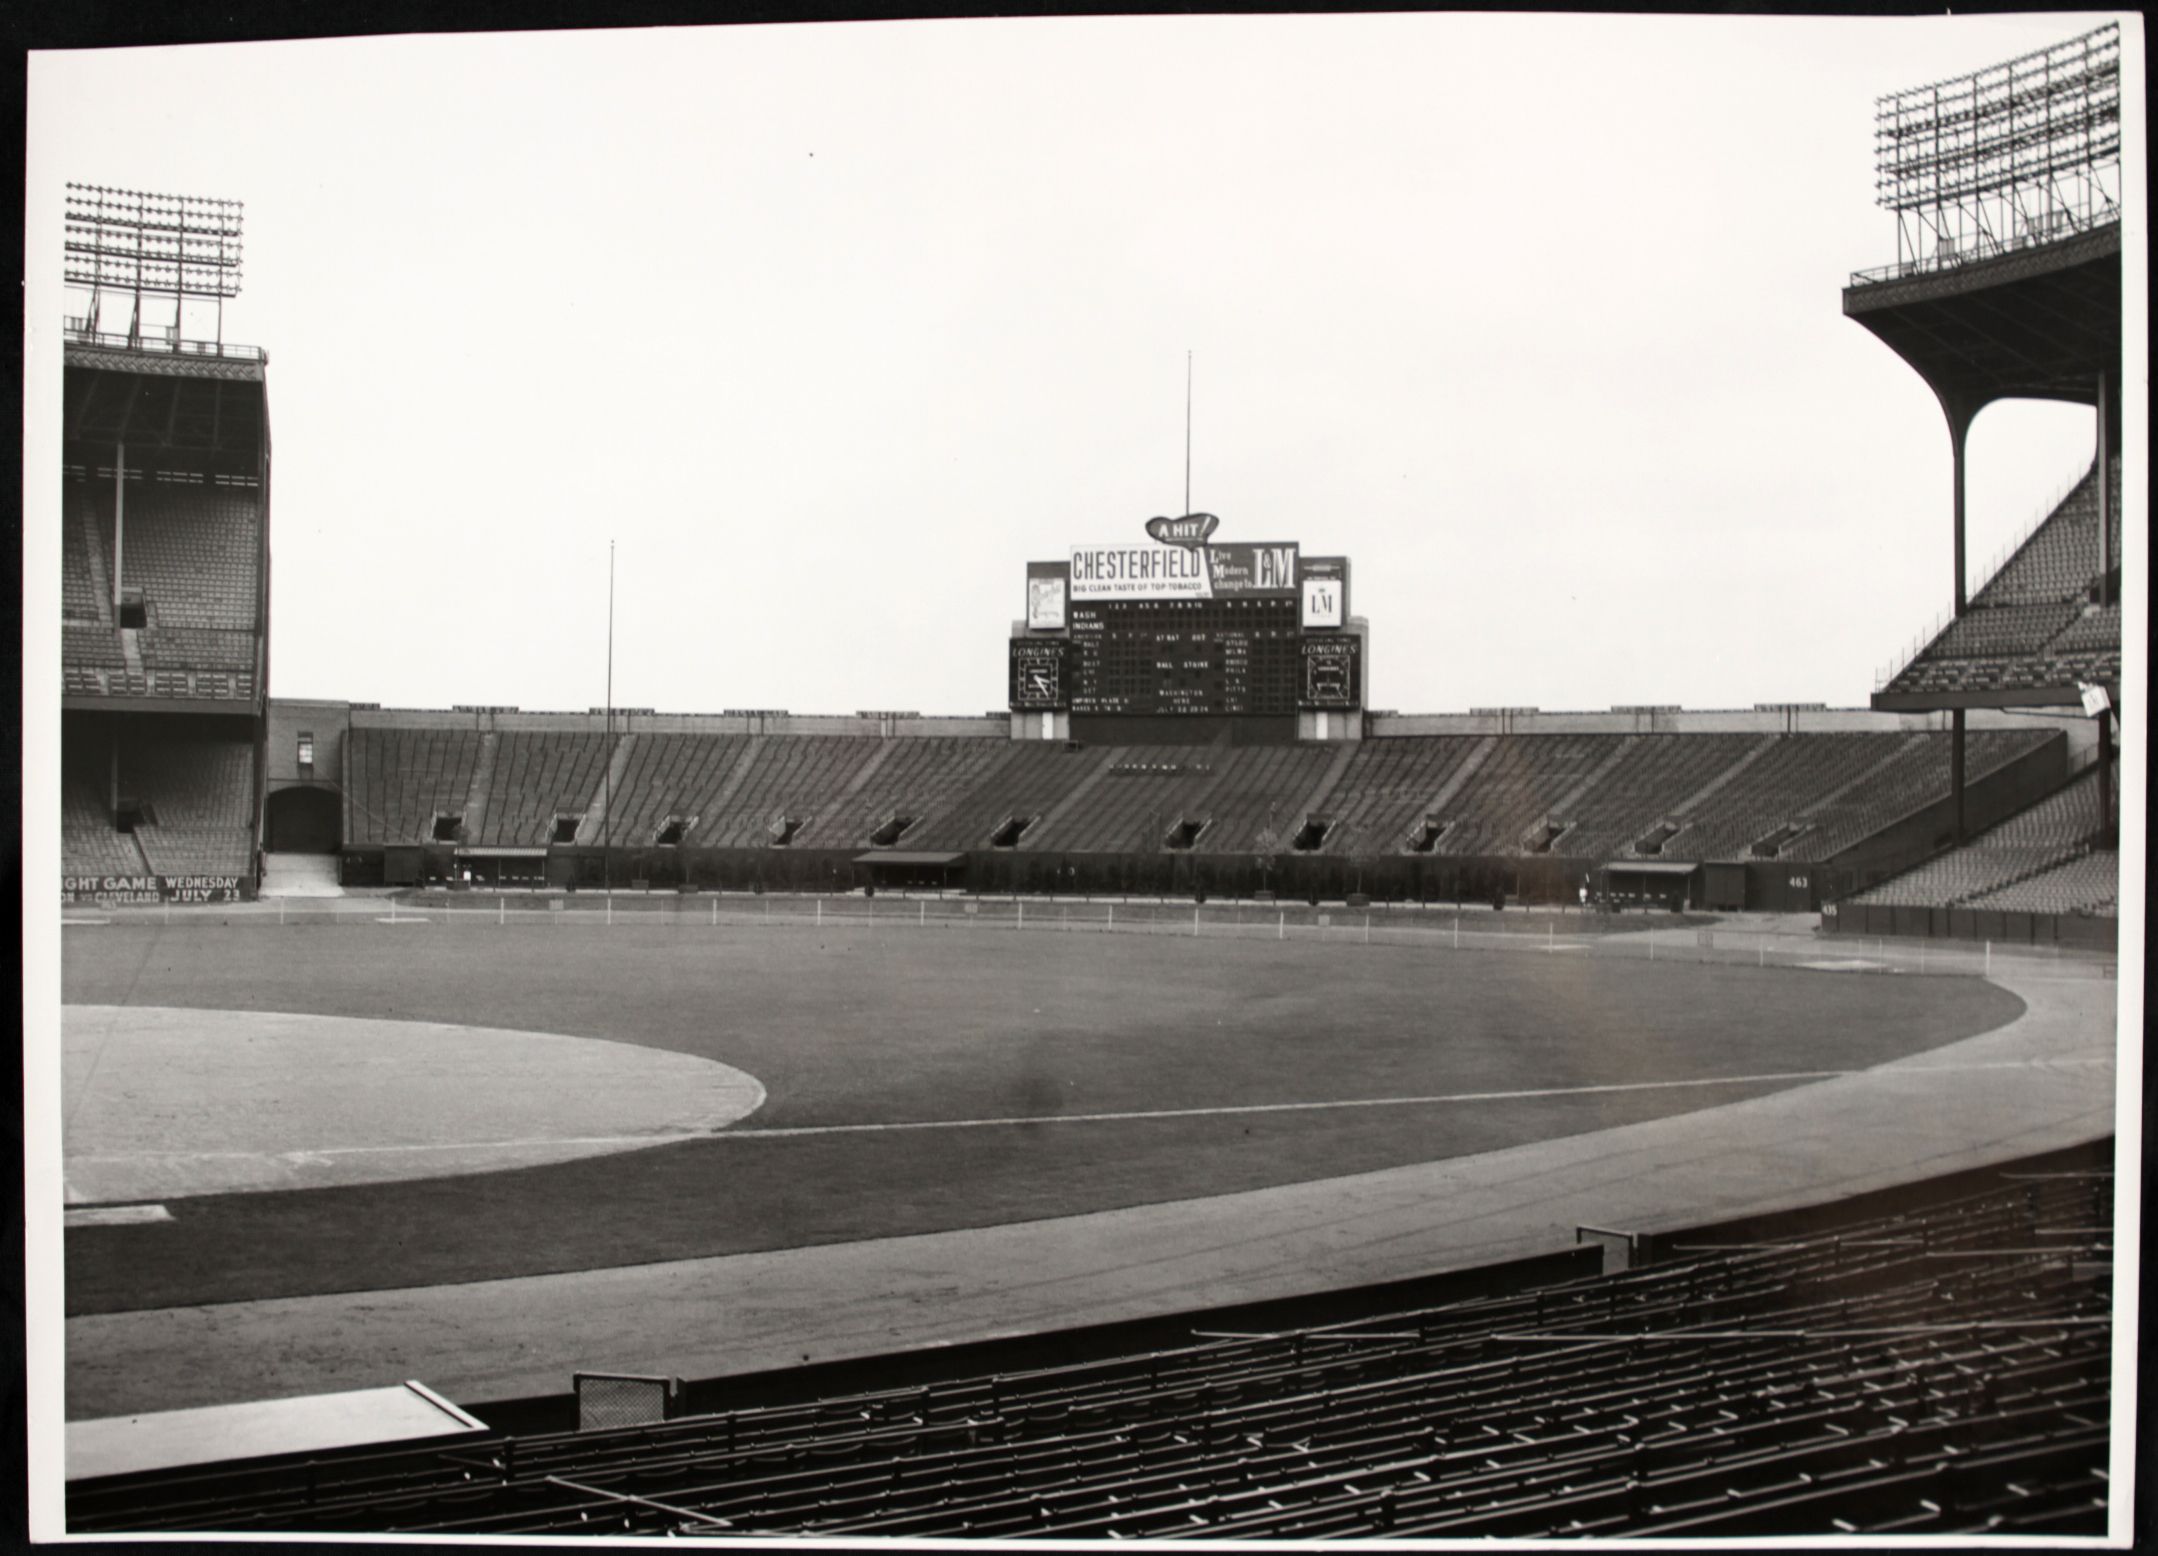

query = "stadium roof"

[
  {"left": 65, "top": 341, "right": 269, "bottom": 462},
  {"left": 1841, "top": 223, "right": 2120, "bottom": 418}
]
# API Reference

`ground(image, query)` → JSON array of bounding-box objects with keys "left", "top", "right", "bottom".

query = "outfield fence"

[{"left": 61, "top": 891, "right": 2118, "bottom": 984}]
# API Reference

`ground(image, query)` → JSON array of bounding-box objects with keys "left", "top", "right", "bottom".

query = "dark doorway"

[{"left": 264, "top": 785, "right": 342, "bottom": 852}]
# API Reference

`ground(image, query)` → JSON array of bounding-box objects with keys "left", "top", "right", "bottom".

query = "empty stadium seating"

[
  {"left": 810, "top": 737, "right": 1016, "bottom": 848},
  {"left": 866, "top": 742, "right": 1094, "bottom": 853},
  {"left": 129, "top": 738, "right": 255, "bottom": 876},
  {"left": 1539, "top": 734, "right": 1761, "bottom": 859},
  {"left": 63, "top": 473, "right": 265, "bottom": 703},
  {"left": 1884, "top": 458, "right": 2123, "bottom": 699},
  {"left": 68, "top": 1170, "right": 2111, "bottom": 1539},
  {"left": 1303, "top": 736, "right": 1487, "bottom": 852},
  {"left": 472, "top": 733, "right": 615, "bottom": 848},
  {"left": 62, "top": 754, "right": 148, "bottom": 878},
  {"left": 62, "top": 724, "right": 256, "bottom": 880},
  {"left": 1964, "top": 851, "right": 2118, "bottom": 916},
  {"left": 594, "top": 734, "right": 754, "bottom": 848},
  {"left": 1852, "top": 768, "right": 2117, "bottom": 913},
  {"left": 1973, "top": 458, "right": 2121, "bottom": 607},
  {"left": 687, "top": 737, "right": 891, "bottom": 848},
  {"left": 77, "top": 473, "right": 262, "bottom": 631},
  {"left": 332, "top": 726, "right": 2063, "bottom": 877},
  {"left": 344, "top": 729, "right": 487, "bottom": 847}
]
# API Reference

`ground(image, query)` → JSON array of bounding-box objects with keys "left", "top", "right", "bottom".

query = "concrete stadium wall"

[
  {"left": 335, "top": 705, "right": 1007, "bottom": 739},
  {"left": 345, "top": 844, "right": 1663, "bottom": 909},
  {"left": 291, "top": 698, "right": 2083, "bottom": 748},
  {"left": 1366, "top": 707, "right": 2083, "bottom": 739},
  {"left": 1824, "top": 898, "right": 2117, "bottom": 952}
]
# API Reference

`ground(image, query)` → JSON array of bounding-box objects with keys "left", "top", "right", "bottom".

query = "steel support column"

[
  {"left": 2096, "top": 708, "right": 2113, "bottom": 846},
  {"left": 2096, "top": 372, "right": 2111, "bottom": 607},
  {"left": 1935, "top": 396, "right": 1979, "bottom": 617},
  {"left": 1950, "top": 708, "right": 1967, "bottom": 846}
]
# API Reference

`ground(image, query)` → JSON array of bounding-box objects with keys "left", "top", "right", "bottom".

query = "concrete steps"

[{"left": 259, "top": 853, "right": 343, "bottom": 898}]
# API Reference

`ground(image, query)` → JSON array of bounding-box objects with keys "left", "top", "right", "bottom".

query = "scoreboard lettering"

[{"left": 1069, "top": 598, "right": 1300, "bottom": 716}]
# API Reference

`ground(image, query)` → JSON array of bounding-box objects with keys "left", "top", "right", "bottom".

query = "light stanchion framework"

[
  {"left": 1858, "top": 22, "right": 2119, "bottom": 284},
  {"left": 64, "top": 183, "right": 245, "bottom": 351}
]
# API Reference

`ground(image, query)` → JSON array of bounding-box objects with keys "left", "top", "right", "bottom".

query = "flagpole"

[{"left": 1184, "top": 350, "right": 1192, "bottom": 516}]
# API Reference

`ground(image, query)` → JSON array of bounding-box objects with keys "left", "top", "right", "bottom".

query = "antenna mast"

[{"left": 1183, "top": 351, "right": 1193, "bottom": 516}]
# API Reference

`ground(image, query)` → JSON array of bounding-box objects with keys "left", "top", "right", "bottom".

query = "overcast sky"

[{"left": 25, "top": 12, "right": 2140, "bottom": 717}]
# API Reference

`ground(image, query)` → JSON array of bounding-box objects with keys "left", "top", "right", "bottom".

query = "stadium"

[{"left": 33, "top": 16, "right": 2138, "bottom": 1543}]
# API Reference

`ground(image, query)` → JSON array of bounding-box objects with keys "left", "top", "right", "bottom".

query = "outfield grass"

[{"left": 60, "top": 920, "right": 2021, "bottom": 1314}]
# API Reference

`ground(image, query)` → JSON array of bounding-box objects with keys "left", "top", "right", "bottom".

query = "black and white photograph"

[{"left": 17, "top": 9, "right": 2146, "bottom": 1545}]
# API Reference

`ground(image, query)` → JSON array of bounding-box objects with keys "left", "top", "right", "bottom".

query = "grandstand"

[
  {"left": 59, "top": 185, "right": 266, "bottom": 904},
  {"left": 66, "top": 1163, "right": 2111, "bottom": 1539},
  {"left": 301, "top": 714, "right": 2064, "bottom": 909},
  {"left": 1850, "top": 768, "right": 2118, "bottom": 917},
  {"left": 1833, "top": 22, "right": 2123, "bottom": 944}
]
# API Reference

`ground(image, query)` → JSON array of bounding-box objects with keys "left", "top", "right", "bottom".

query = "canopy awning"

[
  {"left": 1602, "top": 861, "right": 1701, "bottom": 876},
  {"left": 455, "top": 847, "right": 547, "bottom": 858},
  {"left": 853, "top": 851, "right": 965, "bottom": 866}
]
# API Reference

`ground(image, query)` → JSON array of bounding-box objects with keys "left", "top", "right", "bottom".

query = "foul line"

[
  {"left": 64, "top": 1128, "right": 725, "bottom": 1169},
  {"left": 716, "top": 1057, "right": 2111, "bottom": 1139}
]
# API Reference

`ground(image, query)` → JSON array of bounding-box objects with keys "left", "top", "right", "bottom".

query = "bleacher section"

[
  {"left": 80, "top": 473, "right": 261, "bottom": 629},
  {"left": 1421, "top": 736, "right": 1616, "bottom": 856},
  {"left": 128, "top": 739, "right": 256, "bottom": 877},
  {"left": 1965, "top": 852, "right": 2118, "bottom": 916},
  {"left": 1974, "top": 461, "right": 2121, "bottom": 608},
  {"left": 473, "top": 733, "right": 615, "bottom": 848},
  {"left": 1853, "top": 769, "right": 2117, "bottom": 914},
  {"left": 1294, "top": 736, "right": 1485, "bottom": 851},
  {"left": 810, "top": 737, "right": 1014, "bottom": 849},
  {"left": 1538, "top": 734, "right": 1759, "bottom": 859},
  {"left": 62, "top": 748, "right": 148, "bottom": 878},
  {"left": 68, "top": 1171, "right": 2111, "bottom": 1539},
  {"left": 338, "top": 727, "right": 2059, "bottom": 873},
  {"left": 62, "top": 723, "right": 256, "bottom": 881},
  {"left": 840, "top": 742, "right": 1083, "bottom": 854},
  {"left": 62, "top": 472, "right": 264, "bottom": 704},
  {"left": 344, "top": 730, "right": 487, "bottom": 847},
  {"left": 1027, "top": 745, "right": 1223, "bottom": 853},
  {"left": 691, "top": 737, "right": 890, "bottom": 848},
  {"left": 1883, "top": 459, "right": 2122, "bottom": 699},
  {"left": 598, "top": 734, "right": 755, "bottom": 848}
]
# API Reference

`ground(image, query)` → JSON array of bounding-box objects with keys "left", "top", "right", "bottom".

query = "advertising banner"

[
  {"left": 1300, "top": 556, "right": 1349, "bottom": 628},
  {"left": 1300, "top": 636, "right": 1361, "bottom": 710},
  {"left": 62, "top": 874, "right": 248, "bottom": 905},
  {"left": 1025, "top": 562, "right": 1069, "bottom": 630},
  {"left": 1008, "top": 639, "right": 1070, "bottom": 710},
  {"left": 1068, "top": 542, "right": 1299, "bottom": 601}
]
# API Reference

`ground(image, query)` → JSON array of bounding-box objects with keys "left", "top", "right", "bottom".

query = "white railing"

[{"left": 56, "top": 888, "right": 2119, "bottom": 981}]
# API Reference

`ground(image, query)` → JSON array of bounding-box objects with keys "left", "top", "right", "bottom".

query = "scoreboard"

[
  {"left": 1011, "top": 530, "right": 1360, "bottom": 719},
  {"left": 1071, "top": 597, "right": 1300, "bottom": 716}
]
